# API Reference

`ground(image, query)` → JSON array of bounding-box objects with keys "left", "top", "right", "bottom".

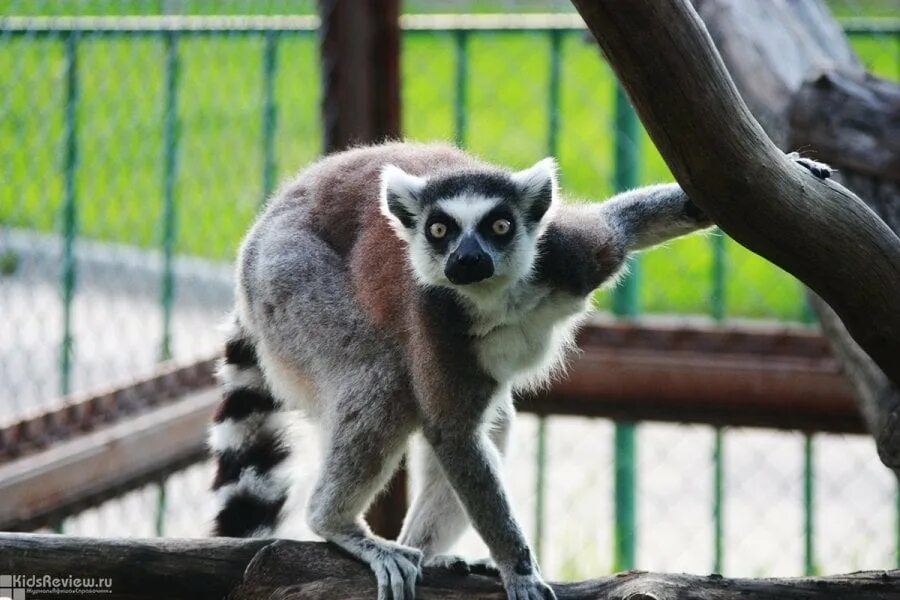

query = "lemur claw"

[
  {"left": 788, "top": 152, "right": 833, "bottom": 179},
  {"left": 504, "top": 572, "right": 556, "bottom": 600}
]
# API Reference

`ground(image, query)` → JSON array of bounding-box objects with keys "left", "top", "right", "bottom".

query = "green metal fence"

[{"left": 2, "top": 10, "right": 899, "bottom": 579}]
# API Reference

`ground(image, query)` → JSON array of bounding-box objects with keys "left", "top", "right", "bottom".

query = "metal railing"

[{"left": 1, "top": 13, "right": 898, "bottom": 575}]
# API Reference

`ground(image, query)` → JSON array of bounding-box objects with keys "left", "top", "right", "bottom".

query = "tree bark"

[
  {"left": 0, "top": 534, "right": 898, "bottom": 600},
  {"left": 689, "top": 0, "right": 900, "bottom": 477},
  {"left": 569, "top": 0, "right": 900, "bottom": 388}
]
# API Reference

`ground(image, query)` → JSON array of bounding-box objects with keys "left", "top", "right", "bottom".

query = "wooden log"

[
  {"left": 0, "top": 533, "right": 269, "bottom": 600},
  {"left": 568, "top": 0, "right": 900, "bottom": 387},
  {"left": 0, "top": 534, "right": 898, "bottom": 600}
]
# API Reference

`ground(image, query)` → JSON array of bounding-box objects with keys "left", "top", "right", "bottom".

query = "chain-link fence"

[{"left": 2, "top": 0, "right": 898, "bottom": 582}]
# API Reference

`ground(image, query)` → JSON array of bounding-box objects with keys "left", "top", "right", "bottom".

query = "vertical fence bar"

[
  {"left": 712, "top": 429, "right": 724, "bottom": 572},
  {"left": 160, "top": 31, "right": 180, "bottom": 362},
  {"left": 157, "top": 30, "right": 181, "bottom": 535},
  {"left": 261, "top": 31, "right": 279, "bottom": 206},
  {"left": 711, "top": 231, "right": 726, "bottom": 573},
  {"left": 710, "top": 233, "right": 726, "bottom": 319},
  {"left": 803, "top": 434, "right": 816, "bottom": 574},
  {"left": 453, "top": 30, "right": 468, "bottom": 148},
  {"left": 612, "top": 82, "right": 640, "bottom": 572},
  {"left": 799, "top": 296, "right": 817, "bottom": 572},
  {"left": 611, "top": 86, "right": 641, "bottom": 316},
  {"left": 801, "top": 297, "right": 818, "bottom": 324},
  {"left": 533, "top": 29, "right": 562, "bottom": 565},
  {"left": 534, "top": 417, "right": 548, "bottom": 562},
  {"left": 155, "top": 476, "right": 167, "bottom": 536},
  {"left": 60, "top": 32, "right": 79, "bottom": 399}
]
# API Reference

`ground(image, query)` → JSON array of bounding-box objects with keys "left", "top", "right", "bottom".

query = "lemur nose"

[
  {"left": 446, "top": 235, "right": 494, "bottom": 285},
  {"left": 457, "top": 252, "right": 485, "bottom": 266}
]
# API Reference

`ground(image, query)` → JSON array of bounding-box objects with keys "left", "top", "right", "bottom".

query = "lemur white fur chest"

[{"left": 461, "top": 280, "right": 588, "bottom": 389}]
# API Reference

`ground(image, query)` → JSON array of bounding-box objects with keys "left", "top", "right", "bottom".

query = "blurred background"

[{"left": 1, "top": 0, "right": 898, "bottom": 582}]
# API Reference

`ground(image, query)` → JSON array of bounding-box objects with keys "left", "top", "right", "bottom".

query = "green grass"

[
  {"left": 1, "top": 0, "right": 894, "bottom": 17},
  {"left": 1, "top": 23, "right": 897, "bottom": 320}
]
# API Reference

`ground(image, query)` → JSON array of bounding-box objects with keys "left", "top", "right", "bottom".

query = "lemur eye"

[
  {"left": 492, "top": 219, "right": 511, "bottom": 235},
  {"left": 429, "top": 222, "right": 448, "bottom": 239}
]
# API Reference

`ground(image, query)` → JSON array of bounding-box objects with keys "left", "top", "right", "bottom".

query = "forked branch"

[{"left": 569, "top": 0, "right": 900, "bottom": 386}]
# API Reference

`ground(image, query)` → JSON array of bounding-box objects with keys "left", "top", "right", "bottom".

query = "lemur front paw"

[
  {"left": 788, "top": 152, "right": 833, "bottom": 179},
  {"left": 425, "top": 554, "right": 500, "bottom": 577},
  {"left": 499, "top": 553, "right": 555, "bottom": 600},
  {"left": 370, "top": 542, "right": 423, "bottom": 600},
  {"left": 501, "top": 571, "right": 556, "bottom": 600}
]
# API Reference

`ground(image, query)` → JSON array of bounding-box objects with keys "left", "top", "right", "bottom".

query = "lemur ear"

[
  {"left": 380, "top": 164, "right": 427, "bottom": 240},
  {"left": 511, "top": 157, "right": 558, "bottom": 227}
]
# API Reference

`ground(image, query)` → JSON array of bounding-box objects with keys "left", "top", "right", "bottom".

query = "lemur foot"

[
  {"left": 368, "top": 541, "right": 423, "bottom": 600},
  {"left": 788, "top": 152, "right": 833, "bottom": 179},
  {"left": 469, "top": 557, "right": 501, "bottom": 577},
  {"left": 425, "top": 554, "right": 500, "bottom": 577}
]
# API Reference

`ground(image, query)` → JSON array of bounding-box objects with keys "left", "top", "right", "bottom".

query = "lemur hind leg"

[
  {"left": 306, "top": 373, "right": 421, "bottom": 600},
  {"left": 399, "top": 398, "right": 513, "bottom": 577},
  {"left": 244, "top": 226, "right": 422, "bottom": 599}
]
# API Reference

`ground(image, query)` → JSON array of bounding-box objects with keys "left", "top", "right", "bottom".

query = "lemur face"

[{"left": 380, "top": 159, "right": 558, "bottom": 291}]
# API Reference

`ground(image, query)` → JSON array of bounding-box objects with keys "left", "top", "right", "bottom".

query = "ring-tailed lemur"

[{"left": 209, "top": 142, "right": 831, "bottom": 600}]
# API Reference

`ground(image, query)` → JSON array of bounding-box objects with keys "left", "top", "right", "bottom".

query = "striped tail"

[{"left": 209, "top": 323, "right": 290, "bottom": 537}]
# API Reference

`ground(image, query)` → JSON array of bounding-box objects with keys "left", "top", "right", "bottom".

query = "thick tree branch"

[
  {"left": 0, "top": 534, "right": 898, "bottom": 599},
  {"left": 689, "top": 0, "right": 900, "bottom": 475},
  {"left": 569, "top": 0, "right": 900, "bottom": 386}
]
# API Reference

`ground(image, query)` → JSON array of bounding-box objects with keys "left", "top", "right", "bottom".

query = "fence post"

[
  {"left": 611, "top": 82, "right": 640, "bottom": 572},
  {"left": 60, "top": 32, "right": 79, "bottom": 398},
  {"left": 804, "top": 434, "right": 816, "bottom": 574},
  {"left": 454, "top": 30, "right": 469, "bottom": 148},
  {"left": 533, "top": 29, "right": 563, "bottom": 565},
  {"left": 319, "top": 0, "right": 401, "bottom": 153},
  {"left": 155, "top": 30, "right": 182, "bottom": 535},
  {"left": 261, "top": 31, "right": 279, "bottom": 206},
  {"left": 711, "top": 231, "right": 726, "bottom": 573},
  {"left": 318, "top": 0, "right": 406, "bottom": 540},
  {"left": 160, "top": 31, "right": 180, "bottom": 362}
]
